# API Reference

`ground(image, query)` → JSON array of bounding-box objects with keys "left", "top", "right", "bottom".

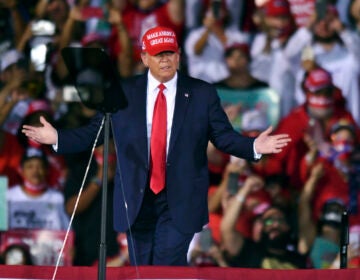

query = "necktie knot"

[{"left": 158, "top": 83, "right": 166, "bottom": 92}]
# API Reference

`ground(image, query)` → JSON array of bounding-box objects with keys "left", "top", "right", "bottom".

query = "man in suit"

[{"left": 22, "top": 26, "right": 291, "bottom": 266}]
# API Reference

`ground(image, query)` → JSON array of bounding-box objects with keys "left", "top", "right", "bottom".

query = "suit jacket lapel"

[{"left": 168, "top": 73, "right": 191, "bottom": 156}]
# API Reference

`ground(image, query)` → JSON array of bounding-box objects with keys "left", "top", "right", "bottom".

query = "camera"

[{"left": 62, "top": 86, "right": 81, "bottom": 102}]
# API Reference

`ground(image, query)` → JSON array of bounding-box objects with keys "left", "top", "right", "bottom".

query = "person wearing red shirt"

[
  {"left": 0, "top": 129, "right": 24, "bottom": 187},
  {"left": 118, "top": 0, "right": 185, "bottom": 74},
  {"left": 263, "top": 67, "right": 360, "bottom": 191}
]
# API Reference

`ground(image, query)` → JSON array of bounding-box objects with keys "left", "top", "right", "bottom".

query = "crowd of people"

[{"left": 0, "top": 0, "right": 360, "bottom": 269}]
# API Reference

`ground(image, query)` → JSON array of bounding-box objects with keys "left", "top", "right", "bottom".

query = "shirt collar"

[{"left": 147, "top": 71, "right": 178, "bottom": 93}]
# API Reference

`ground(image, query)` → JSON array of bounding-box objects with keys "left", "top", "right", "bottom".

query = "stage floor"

[{"left": 0, "top": 265, "right": 360, "bottom": 280}]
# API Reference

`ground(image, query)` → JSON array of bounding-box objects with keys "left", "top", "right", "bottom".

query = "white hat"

[{"left": 0, "top": 49, "right": 24, "bottom": 71}]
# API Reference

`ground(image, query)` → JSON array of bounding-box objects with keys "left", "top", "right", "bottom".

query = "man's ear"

[{"left": 141, "top": 52, "right": 148, "bottom": 67}]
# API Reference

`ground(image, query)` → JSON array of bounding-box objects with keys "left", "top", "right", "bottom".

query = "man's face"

[
  {"left": 225, "top": 49, "right": 249, "bottom": 73},
  {"left": 306, "top": 88, "right": 334, "bottom": 120},
  {"left": 260, "top": 208, "right": 290, "bottom": 249},
  {"left": 313, "top": 14, "right": 338, "bottom": 43},
  {"left": 21, "top": 158, "right": 47, "bottom": 185},
  {"left": 141, "top": 51, "right": 180, "bottom": 83},
  {"left": 264, "top": 15, "right": 292, "bottom": 39}
]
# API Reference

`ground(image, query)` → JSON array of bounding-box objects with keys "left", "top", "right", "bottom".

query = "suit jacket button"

[{"left": 140, "top": 189, "right": 144, "bottom": 193}]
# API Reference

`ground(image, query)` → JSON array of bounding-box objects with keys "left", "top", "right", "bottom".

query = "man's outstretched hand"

[
  {"left": 254, "top": 126, "right": 291, "bottom": 154},
  {"left": 22, "top": 116, "right": 58, "bottom": 145}
]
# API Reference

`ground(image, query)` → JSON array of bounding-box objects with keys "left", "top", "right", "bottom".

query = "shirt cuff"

[
  {"left": 52, "top": 131, "right": 59, "bottom": 152},
  {"left": 253, "top": 142, "right": 262, "bottom": 160}
]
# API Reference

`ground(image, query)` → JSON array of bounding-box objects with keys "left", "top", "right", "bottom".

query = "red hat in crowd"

[
  {"left": 262, "top": 0, "right": 291, "bottom": 17},
  {"left": 225, "top": 43, "right": 250, "bottom": 58},
  {"left": 81, "top": 32, "right": 108, "bottom": 47},
  {"left": 141, "top": 26, "right": 179, "bottom": 56},
  {"left": 303, "top": 68, "right": 333, "bottom": 92},
  {"left": 26, "top": 99, "right": 53, "bottom": 117}
]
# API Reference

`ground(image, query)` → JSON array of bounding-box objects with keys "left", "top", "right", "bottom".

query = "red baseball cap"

[
  {"left": 225, "top": 43, "right": 250, "bottom": 58},
  {"left": 26, "top": 99, "right": 52, "bottom": 116},
  {"left": 81, "top": 32, "right": 108, "bottom": 47},
  {"left": 304, "top": 68, "right": 333, "bottom": 92},
  {"left": 141, "top": 26, "right": 179, "bottom": 56},
  {"left": 263, "top": 0, "right": 291, "bottom": 17}
]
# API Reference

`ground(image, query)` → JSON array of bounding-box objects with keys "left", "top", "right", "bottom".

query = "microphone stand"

[
  {"left": 340, "top": 211, "right": 349, "bottom": 269},
  {"left": 61, "top": 47, "right": 127, "bottom": 280},
  {"left": 98, "top": 112, "right": 111, "bottom": 280}
]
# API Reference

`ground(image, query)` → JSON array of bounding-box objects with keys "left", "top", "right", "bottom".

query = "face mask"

[
  {"left": 333, "top": 139, "right": 354, "bottom": 152},
  {"left": 23, "top": 179, "right": 47, "bottom": 195},
  {"left": 321, "top": 140, "right": 354, "bottom": 161}
]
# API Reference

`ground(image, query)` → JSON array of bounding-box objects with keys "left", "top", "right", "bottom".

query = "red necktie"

[{"left": 150, "top": 83, "right": 167, "bottom": 194}]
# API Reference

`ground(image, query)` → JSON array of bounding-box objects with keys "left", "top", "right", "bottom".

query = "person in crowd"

[
  {"left": 297, "top": 162, "right": 349, "bottom": 268},
  {"left": 187, "top": 226, "right": 229, "bottom": 267},
  {"left": 16, "top": 99, "right": 68, "bottom": 190},
  {"left": 215, "top": 43, "right": 268, "bottom": 90},
  {"left": 207, "top": 109, "right": 272, "bottom": 244},
  {"left": 115, "top": 0, "right": 185, "bottom": 74},
  {"left": 0, "top": 128, "right": 24, "bottom": 187},
  {"left": 184, "top": 0, "right": 249, "bottom": 83},
  {"left": 264, "top": 67, "right": 360, "bottom": 191},
  {"left": 286, "top": 0, "right": 353, "bottom": 28},
  {"left": 0, "top": 49, "right": 29, "bottom": 187},
  {"left": 220, "top": 175, "right": 307, "bottom": 268},
  {"left": 299, "top": 120, "right": 360, "bottom": 225},
  {"left": 250, "top": 0, "right": 297, "bottom": 118},
  {"left": 6, "top": 147, "right": 69, "bottom": 230},
  {"left": 54, "top": 0, "right": 133, "bottom": 83},
  {"left": 22, "top": 25, "right": 291, "bottom": 266},
  {"left": 0, "top": 49, "right": 31, "bottom": 134},
  {"left": 0, "top": 243, "right": 33, "bottom": 266},
  {"left": 285, "top": 3, "right": 360, "bottom": 125},
  {"left": 64, "top": 141, "right": 127, "bottom": 266},
  {"left": 185, "top": 0, "right": 258, "bottom": 34},
  {"left": 16, "top": 0, "right": 70, "bottom": 54},
  {"left": 0, "top": 0, "right": 30, "bottom": 50}
]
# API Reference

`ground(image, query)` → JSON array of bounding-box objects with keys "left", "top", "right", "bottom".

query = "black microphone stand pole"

[
  {"left": 340, "top": 211, "right": 349, "bottom": 269},
  {"left": 98, "top": 112, "right": 111, "bottom": 280}
]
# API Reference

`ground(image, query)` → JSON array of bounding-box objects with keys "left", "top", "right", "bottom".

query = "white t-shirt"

[{"left": 7, "top": 185, "right": 69, "bottom": 230}]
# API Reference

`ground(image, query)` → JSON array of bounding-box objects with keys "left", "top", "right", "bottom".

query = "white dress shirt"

[{"left": 146, "top": 71, "right": 177, "bottom": 158}]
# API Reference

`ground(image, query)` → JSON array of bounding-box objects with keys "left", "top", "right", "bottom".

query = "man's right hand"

[{"left": 22, "top": 116, "right": 58, "bottom": 145}]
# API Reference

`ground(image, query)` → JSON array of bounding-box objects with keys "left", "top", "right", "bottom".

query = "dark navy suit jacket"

[{"left": 58, "top": 71, "right": 256, "bottom": 234}]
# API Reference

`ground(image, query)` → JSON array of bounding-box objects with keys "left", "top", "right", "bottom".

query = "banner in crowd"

[
  {"left": 216, "top": 87, "right": 280, "bottom": 132},
  {"left": 0, "top": 177, "right": 7, "bottom": 231},
  {"left": 0, "top": 229, "right": 74, "bottom": 266}
]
